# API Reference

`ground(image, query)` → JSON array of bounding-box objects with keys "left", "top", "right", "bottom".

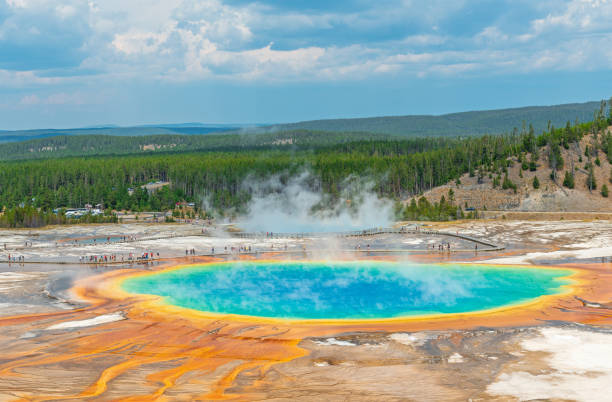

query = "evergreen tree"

[
  {"left": 563, "top": 171, "right": 575, "bottom": 189},
  {"left": 502, "top": 174, "right": 517, "bottom": 192},
  {"left": 587, "top": 165, "right": 597, "bottom": 191}
]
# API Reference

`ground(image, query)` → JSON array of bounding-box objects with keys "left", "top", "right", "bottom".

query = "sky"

[{"left": 1, "top": 0, "right": 612, "bottom": 129}]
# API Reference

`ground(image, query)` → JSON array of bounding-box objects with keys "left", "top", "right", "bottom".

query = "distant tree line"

[
  {"left": 0, "top": 206, "right": 117, "bottom": 228},
  {"left": 0, "top": 99, "right": 610, "bottom": 227}
]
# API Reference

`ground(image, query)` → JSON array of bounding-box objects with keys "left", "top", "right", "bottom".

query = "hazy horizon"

[{"left": 0, "top": 99, "right": 605, "bottom": 132}]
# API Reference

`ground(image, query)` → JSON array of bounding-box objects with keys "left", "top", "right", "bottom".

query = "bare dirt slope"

[{"left": 420, "top": 130, "right": 612, "bottom": 212}]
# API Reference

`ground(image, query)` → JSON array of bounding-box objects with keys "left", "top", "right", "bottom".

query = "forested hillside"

[
  {"left": 0, "top": 130, "right": 395, "bottom": 160},
  {"left": 268, "top": 101, "right": 602, "bottom": 136},
  {"left": 0, "top": 100, "right": 605, "bottom": 145},
  {"left": 1, "top": 99, "right": 607, "bottom": 161},
  {"left": 1, "top": 101, "right": 610, "bottom": 228},
  {"left": 0, "top": 125, "right": 241, "bottom": 144}
]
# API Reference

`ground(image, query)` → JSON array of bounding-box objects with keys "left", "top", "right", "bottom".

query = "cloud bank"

[
  {"left": 2, "top": 0, "right": 612, "bottom": 86},
  {"left": 2, "top": 0, "right": 612, "bottom": 128}
]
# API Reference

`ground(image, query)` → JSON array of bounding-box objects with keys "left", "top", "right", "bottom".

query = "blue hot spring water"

[{"left": 121, "top": 261, "right": 572, "bottom": 320}]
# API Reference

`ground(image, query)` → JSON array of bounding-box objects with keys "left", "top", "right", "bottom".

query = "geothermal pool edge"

[{"left": 103, "top": 259, "right": 581, "bottom": 325}]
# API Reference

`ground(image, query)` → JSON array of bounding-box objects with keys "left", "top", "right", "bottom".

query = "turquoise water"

[{"left": 122, "top": 261, "right": 572, "bottom": 320}]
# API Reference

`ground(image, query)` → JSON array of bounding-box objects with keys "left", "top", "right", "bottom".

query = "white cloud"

[
  {"left": 112, "top": 23, "right": 178, "bottom": 56},
  {"left": 475, "top": 26, "right": 509, "bottom": 44},
  {"left": 55, "top": 4, "right": 77, "bottom": 19},
  {"left": 18, "top": 91, "right": 99, "bottom": 106},
  {"left": 401, "top": 34, "right": 447, "bottom": 46},
  {"left": 5, "top": 0, "right": 29, "bottom": 8},
  {"left": 19, "top": 94, "right": 40, "bottom": 105},
  {"left": 98, "top": 0, "right": 612, "bottom": 80},
  {"left": 0, "top": 69, "right": 63, "bottom": 88},
  {"left": 1, "top": 0, "right": 612, "bottom": 86},
  {"left": 45, "top": 92, "right": 86, "bottom": 105},
  {"left": 532, "top": 0, "right": 612, "bottom": 33},
  {"left": 210, "top": 44, "right": 326, "bottom": 79}
]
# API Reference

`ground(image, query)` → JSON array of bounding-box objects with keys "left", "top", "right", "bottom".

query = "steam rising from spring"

[{"left": 239, "top": 172, "right": 395, "bottom": 233}]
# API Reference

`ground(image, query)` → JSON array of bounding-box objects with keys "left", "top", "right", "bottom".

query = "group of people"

[
  {"left": 79, "top": 251, "right": 159, "bottom": 264},
  {"left": 431, "top": 243, "right": 452, "bottom": 251},
  {"left": 4, "top": 242, "right": 32, "bottom": 250},
  {"left": 211, "top": 243, "right": 295, "bottom": 255},
  {"left": 60, "top": 235, "right": 136, "bottom": 247},
  {"left": 6, "top": 254, "right": 25, "bottom": 263},
  {"left": 81, "top": 255, "right": 116, "bottom": 263},
  {"left": 354, "top": 244, "right": 371, "bottom": 251},
  {"left": 221, "top": 245, "right": 253, "bottom": 254}
]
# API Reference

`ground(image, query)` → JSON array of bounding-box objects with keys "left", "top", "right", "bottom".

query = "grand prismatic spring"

[{"left": 121, "top": 261, "right": 573, "bottom": 320}]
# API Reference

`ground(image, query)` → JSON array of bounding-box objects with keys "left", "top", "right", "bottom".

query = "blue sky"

[{"left": 1, "top": 0, "right": 612, "bottom": 129}]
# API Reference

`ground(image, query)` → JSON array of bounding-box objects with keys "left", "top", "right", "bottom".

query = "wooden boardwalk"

[
  {"left": 233, "top": 226, "right": 503, "bottom": 251},
  {"left": 3, "top": 226, "right": 503, "bottom": 265}
]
